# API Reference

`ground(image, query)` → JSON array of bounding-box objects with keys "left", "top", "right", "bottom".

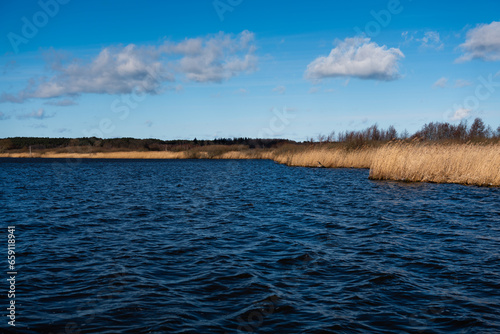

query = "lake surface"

[{"left": 1, "top": 158, "right": 499, "bottom": 333}]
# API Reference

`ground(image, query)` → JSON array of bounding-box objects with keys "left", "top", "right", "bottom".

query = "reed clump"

[
  {"left": 369, "top": 142, "right": 500, "bottom": 186},
  {"left": 270, "top": 145, "right": 377, "bottom": 168}
]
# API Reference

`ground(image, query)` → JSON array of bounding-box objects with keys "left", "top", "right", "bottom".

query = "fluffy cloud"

[
  {"left": 449, "top": 108, "right": 471, "bottom": 121},
  {"left": 2, "top": 31, "right": 257, "bottom": 103},
  {"left": 16, "top": 108, "right": 54, "bottom": 120},
  {"left": 457, "top": 21, "right": 500, "bottom": 62},
  {"left": 2, "top": 45, "right": 170, "bottom": 102},
  {"left": 173, "top": 31, "right": 257, "bottom": 83},
  {"left": 305, "top": 37, "right": 404, "bottom": 81},
  {"left": 433, "top": 77, "right": 448, "bottom": 88}
]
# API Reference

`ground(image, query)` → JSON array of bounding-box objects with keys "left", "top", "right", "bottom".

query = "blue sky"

[{"left": 0, "top": 0, "right": 499, "bottom": 141}]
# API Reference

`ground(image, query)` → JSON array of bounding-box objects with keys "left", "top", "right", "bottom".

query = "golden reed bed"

[
  {"left": 369, "top": 142, "right": 500, "bottom": 186},
  {"left": 1, "top": 142, "right": 498, "bottom": 186}
]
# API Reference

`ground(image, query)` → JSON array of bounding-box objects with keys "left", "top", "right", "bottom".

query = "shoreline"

[{"left": 1, "top": 142, "right": 499, "bottom": 187}]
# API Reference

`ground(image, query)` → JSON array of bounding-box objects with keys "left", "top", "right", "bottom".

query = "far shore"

[{"left": 1, "top": 142, "right": 499, "bottom": 187}]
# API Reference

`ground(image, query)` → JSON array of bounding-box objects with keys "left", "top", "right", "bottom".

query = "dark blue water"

[{"left": 1, "top": 158, "right": 499, "bottom": 333}]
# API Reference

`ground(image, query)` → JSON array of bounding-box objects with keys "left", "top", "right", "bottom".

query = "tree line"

[
  {"left": 0, "top": 136, "right": 294, "bottom": 152},
  {"left": 316, "top": 118, "right": 499, "bottom": 144},
  {"left": 1, "top": 118, "right": 498, "bottom": 152}
]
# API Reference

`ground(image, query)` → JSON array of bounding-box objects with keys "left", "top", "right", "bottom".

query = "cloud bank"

[
  {"left": 305, "top": 37, "right": 404, "bottom": 81},
  {"left": 457, "top": 21, "right": 500, "bottom": 62},
  {"left": 2, "top": 31, "right": 257, "bottom": 103}
]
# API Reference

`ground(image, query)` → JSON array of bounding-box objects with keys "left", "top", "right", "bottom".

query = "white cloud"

[
  {"left": 174, "top": 30, "right": 257, "bottom": 83},
  {"left": 305, "top": 37, "right": 404, "bottom": 81},
  {"left": 418, "top": 31, "right": 444, "bottom": 50},
  {"left": 433, "top": 77, "right": 448, "bottom": 88},
  {"left": 3, "top": 44, "right": 170, "bottom": 102},
  {"left": 272, "top": 85, "right": 286, "bottom": 94},
  {"left": 16, "top": 108, "right": 54, "bottom": 120},
  {"left": 2, "top": 31, "right": 257, "bottom": 103},
  {"left": 454, "top": 79, "right": 472, "bottom": 88},
  {"left": 457, "top": 21, "right": 500, "bottom": 62},
  {"left": 449, "top": 108, "right": 472, "bottom": 121}
]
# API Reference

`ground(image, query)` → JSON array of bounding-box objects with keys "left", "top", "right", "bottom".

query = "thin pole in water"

[{"left": 29, "top": 146, "right": 32, "bottom": 158}]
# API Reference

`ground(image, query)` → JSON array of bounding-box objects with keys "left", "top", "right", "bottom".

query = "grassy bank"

[{"left": 2, "top": 141, "right": 498, "bottom": 186}]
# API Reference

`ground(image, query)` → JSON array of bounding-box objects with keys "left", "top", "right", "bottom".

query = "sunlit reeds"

[
  {"left": 369, "top": 142, "right": 500, "bottom": 186},
  {"left": 270, "top": 146, "right": 377, "bottom": 168},
  {"left": 1, "top": 141, "right": 498, "bottom": 186}
]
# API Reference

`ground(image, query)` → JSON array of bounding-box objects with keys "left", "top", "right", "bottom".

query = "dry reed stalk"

[{"left": 369, "top": 142, "right": 500, "bottom": 186}]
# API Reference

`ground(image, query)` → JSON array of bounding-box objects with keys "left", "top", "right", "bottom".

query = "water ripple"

[{"left": 1, "top": 158, "right": 499, "bottom": 333}]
